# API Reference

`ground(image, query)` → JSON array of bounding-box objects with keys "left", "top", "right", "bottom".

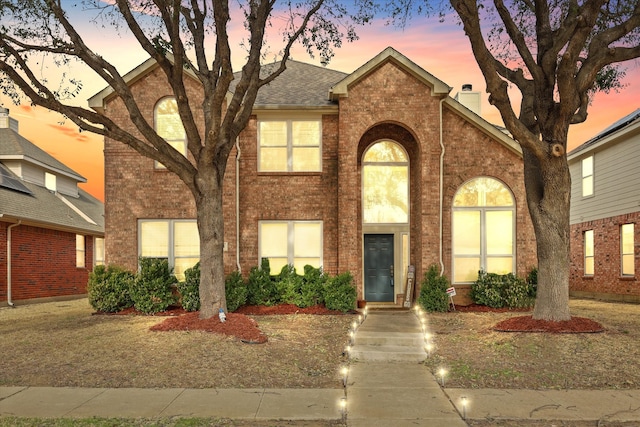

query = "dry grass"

[
  {"left": 423, "top": 299, "right": 640, "bottom": 390},
  {"left": 0, "top": 299, "right": 354, "bottom": 389}
]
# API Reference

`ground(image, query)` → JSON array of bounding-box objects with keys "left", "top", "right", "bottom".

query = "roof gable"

[
  {"left": 568, "top": 108, "right": 640, "bottom": 159},
  {"left": 329, "top": 47, "right": 452, "bottom": 100}
]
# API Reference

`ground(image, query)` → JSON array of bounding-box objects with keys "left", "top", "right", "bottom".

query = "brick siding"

[
  {"left": 570, "top": 212, "right": 640, "bottom": 302},
  {"left": 0, "top": 222, "right": 95, "bottom": 302}
]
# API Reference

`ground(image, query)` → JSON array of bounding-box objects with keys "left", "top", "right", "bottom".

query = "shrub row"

[
  {"left": 88, "top": 258, "right": 357, "bottom": 314},
  {"left": 470, "top": 269, "right": 537, "bottom": 308}
]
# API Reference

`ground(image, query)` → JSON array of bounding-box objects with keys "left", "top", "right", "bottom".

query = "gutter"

[
  {"left": 438, "top": 97, "right": 445, "bottom": 276},
  {"left": 6, "top": 220, "right": 21, "bottom": 307},
  {"left": 235, "top": 139, "right": 242, "bottom": 273}
]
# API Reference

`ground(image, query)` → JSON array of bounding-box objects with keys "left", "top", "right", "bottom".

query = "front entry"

[{"left": 364, "top": 234, "right": 395, "bottom": 302}]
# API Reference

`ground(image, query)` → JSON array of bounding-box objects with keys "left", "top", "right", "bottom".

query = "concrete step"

[
  {"left": 353, "top": 331, "right": 424, "bottom": 347},
  {"left": 350, "top": 344, "right": 427, "bottom": 362}
]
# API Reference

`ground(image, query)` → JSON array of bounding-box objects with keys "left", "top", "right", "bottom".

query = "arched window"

[
  {"left": 154, "top": 97, "right": 186, "bottom": 169},
  {"left": 362, "top": 140, "right": 409, "bottom": 224},
  {"left": 452, "top": 177, "right": 515, "bottom": 283}
]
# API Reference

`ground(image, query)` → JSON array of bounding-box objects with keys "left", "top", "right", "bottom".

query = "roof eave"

[
  {"left": 568, "top": 117, "right": 640, "bottom": 161},
  {"left": 0, "top": 155, "right": 86, "bottom": 182}
]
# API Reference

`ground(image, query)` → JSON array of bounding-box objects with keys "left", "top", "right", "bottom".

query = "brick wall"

[
  {"left": 0, "top": 222, "right": 96, "bottom": 302},
  {"left": 570, "top": 212, "right": 640, "bottom": 302}
]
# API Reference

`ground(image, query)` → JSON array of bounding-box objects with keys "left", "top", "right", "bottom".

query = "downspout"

[
  {"left": 439, "top": 98, "right": 446, "bottom": 276},
  {"left": 6, "top": 220, "right": 21, "bottom": 307},
  {"left": 235, "top": 139, "right": 242, "bottom": 273}
]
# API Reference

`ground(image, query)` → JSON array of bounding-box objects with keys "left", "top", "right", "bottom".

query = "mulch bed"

[{"left": 493, "top": 315, "right": 605, "bottom": 333}]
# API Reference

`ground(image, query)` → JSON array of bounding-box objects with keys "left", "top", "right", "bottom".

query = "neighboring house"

[
  {"left": 568, "top": 109, "right": 640, "bottom": 303},
  {"left": 0, "top": 108, "right": 104, "bottom": 305},
  {"left": 89, "top": 47, "right": 537, "bottom": 306}
]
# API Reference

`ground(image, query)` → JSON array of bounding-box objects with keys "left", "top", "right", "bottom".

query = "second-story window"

[
  {"left": 155, "top": 98, "right": 186, "bottom": 169},
  {"left": 258, "top": 119, "right": 321, "bottom": 172},
  {"left": 581, "top": 155, "right": 594, "bottom": 197}
]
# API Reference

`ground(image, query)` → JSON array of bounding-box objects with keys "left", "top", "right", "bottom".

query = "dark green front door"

[{"left": 364, "top": 234, "right": 394, "bottom": 302}]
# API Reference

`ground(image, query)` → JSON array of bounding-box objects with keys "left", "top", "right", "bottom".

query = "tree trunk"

[
  {"left": 196, "top": 173, "right": 227, "bottom": 319},
  {"left": 522, "top": 146, "right": 572, "bottom": 321}
]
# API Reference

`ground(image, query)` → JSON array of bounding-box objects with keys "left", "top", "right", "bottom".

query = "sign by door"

[{"left": 403, "top": 265, "right": 415, "bottom": 308}]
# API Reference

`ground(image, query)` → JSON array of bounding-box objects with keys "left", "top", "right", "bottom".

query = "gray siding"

[{"left": 570, "top": 133, "right": 640, "bottom": 224}]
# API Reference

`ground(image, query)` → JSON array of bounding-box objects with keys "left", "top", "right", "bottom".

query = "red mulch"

[
  {"left": 96, "top": 304, "right": 342, "bottom": 344},
  {"left": 493, "top": 315, "right": 605, "bottom": 333},
  {"left": 455, "top": 303, "right": 531, "bottom": 313}
]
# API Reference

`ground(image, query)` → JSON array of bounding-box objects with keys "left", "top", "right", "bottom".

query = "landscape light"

[
  {"left": 438, "top": 368, "right": 447, "bottom": 387},
  {"left": 424, "top": 332, "right": 432, "bottom": 343},
  {"left": 349, "top": 330, "right": 355, "bottom": 345},
  {"left": 340, "top": 396, "right": 347, "bottom": 420},
  {"left": 461, "top": 396, "right": 468, "bottom": 419},
  {"left": 341, "top": 366, "right": 349, "bottom": 387},
  {"left": 425, "top": 342, "right": 433, "bottom": 357},
  {"left": 351, "top": 320, "right": 358, "bottom": 330}
]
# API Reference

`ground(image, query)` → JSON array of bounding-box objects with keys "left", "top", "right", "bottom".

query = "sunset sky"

[{"left": 2, "top": 5, "right": 639, "bottom": 202}]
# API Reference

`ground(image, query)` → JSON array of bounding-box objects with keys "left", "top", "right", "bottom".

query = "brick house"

[
  {"left": 90, "top": 47, "right": 536, "bottom": 306},
  {"left": 568, "top": 109, "right": 640, "bottom": 303},
  {"left": 0, "top": 109, "right": 105, "bottom": 305}
]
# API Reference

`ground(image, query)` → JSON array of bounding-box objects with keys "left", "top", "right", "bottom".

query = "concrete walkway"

[{"left": 1, "top": 309, "right": 640, "bottom": 425}]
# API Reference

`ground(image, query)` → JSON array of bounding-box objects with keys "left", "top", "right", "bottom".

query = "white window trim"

[
  {"left": 257, "top": 118, "right": 322, "bottom": 172},
  {"left": 581, "top": 155, "right": 594, "bottom": 198},
  {"left": 621, "top": 223, "right": 634, "bottom": 277},
  {"left": 258, "top": 220, "right": 323, "bottom": 269}
]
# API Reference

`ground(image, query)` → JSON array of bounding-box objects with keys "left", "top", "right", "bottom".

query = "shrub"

[
  {"left": 177, "top": 262, "right": 200, "bottom": 312},
  {"left": 298, "top": 265, "right": 327, "bottom": 308},
  {"left": 323, "top": 272, "right": 356, "bottom": 313},
  {"left": 417, "top": 264, "right": 450, "bottom": 312},
  {"left": 275, "top": 264, "right": 303, "bottom": 305},
  {"left": 247, "top": 258, "right": 278, "bottom": 306},
  {"left": 526, "top": 266, "right": 538, "bottom": 297},
  {"left": 225, "top": 270, "right": 248, "bottom": 312},
  {"left": 87, "top": 265, "right": 135, "bottom": 313},
  {"left": 131, "top": 258, "right": 178, "bottom": 314},
  {"left": 471, "top": 270, "right": 535, "bottom": 309}
]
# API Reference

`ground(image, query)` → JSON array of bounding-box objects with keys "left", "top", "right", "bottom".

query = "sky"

[{"left": 2, "top": 5, "right": 639, "bottom": 202}]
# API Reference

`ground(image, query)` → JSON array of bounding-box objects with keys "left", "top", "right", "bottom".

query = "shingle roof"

[
  {"left": 0, "top": 170, "right": 104, "bottom": 234},
  {"left": 230, "top": 60, "right": 348, "bottom": 108},
  {"left": 0, "top": 128, "right": 85, "bottom": 181},
  {"left": 569, "top": 108, "right": 640, "bottom": 156}
]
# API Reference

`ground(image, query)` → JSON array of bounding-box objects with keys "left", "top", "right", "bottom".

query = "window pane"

[
  {"left": 269, "top": 258, "right": 289, "bottom": 275},
  {"left": 363, "top": 140, "right": 408, "bottom": 163},
  {"left": 95, "top": 237, "right": 105, "bottom": 266},
  {"left": 582, "top": 175, "right": 593, "bottom": 197},
  {"left": 453, "top": 211, "right": 480, "bottom": 255},
  {"left": 622, "top": 224, "right": 634, "bottom": 276},
  {"left": 292, "top": 121, "right": 320, "bottom": 146},
  {"left": 292, "top": 147, "right": 321, "bottom": 171},
  {"left": 454, "top": 257, "right": 480, "bottom": 283},
  {"left": 585, "top": 257, "right": 594, "bottom": 275},
  {"left": 174, "top": 258, "right": 199, "bottom": 281},
  {"left": 174, "top": 222, "right": 199, "bottom": 257},
  {"left": 76, "top": 235, "right": 85, "bottom": 268},
  {"left": 141, "top": 221, "right": 169, "bottom": 257},
  {"left": 156, "top": 99, "right": 185, "bottom": 140},
  {"left": 486, "top": 211, "right": 513, "bottom": 254},
  {"left": 486, "top": 257, "right": 513, "bottom": 274},
  {"left": 259, "top": 121, "right": 287, "bottom": 147},
  {"left": 363, "top": 165, "right": 409, "bottom": 223},
  {"left": 294, "top": 222, "right": 321, "bottom": 257},
  {"left": 582, "top": 156, "right": 593, "bottom": 176},
  {"left": 260, "top": 147, "right": 288, "bottom": 171},
  {"left": 584, "top": 230, "right": 594, "bottom": 256},
  {"left": 454, "top": 177, "right": 513, "bottom": 207},
  {"left": 294, "top": 258, "right": 321, "bottom": 272},
  {"left": 260, "top": 223, "right": 288, "bottom": 258}
]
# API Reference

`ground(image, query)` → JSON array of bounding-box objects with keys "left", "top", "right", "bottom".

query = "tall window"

[
  {"left": 76, "top": 234, "right": 85, "bottom": 268},
  {"left": 621, "top": 224, "right": 635, "bottom": 276},
  {"left": 94, "top": 237, "right": 105, "bottom": 266},
  {"left": 584, "top": 229, "right": 594, "bottom": 276},
  {"left": 452, "top": 177, "right": 515, "bottom": 283},
  {"left": 45, "top": 172, "right": 56, "bottom": 192},
  {"left": 582, "top": 155, "right": 594, "bottom": 197},
  {"left": 258, "top": 119, "right": 321, "bottom": 172},
  {"left": 362, "top": 141, "right": 409, "bottom": 224},
  {"left": 138, "top": 220, "right": 199, "bottom": 280},
  {"left": 155, "top": 98, "right": 186, "bottom": 169},
  {"left": 259, "top": 221, "right": 322, "bottom": 274}
]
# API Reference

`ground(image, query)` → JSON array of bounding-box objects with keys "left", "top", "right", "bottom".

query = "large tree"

[
  {"left": 390, "top": 0, "right": 640, "bottom": 320},
  {"left": 0, "top": 0, "right": 363, "bottom": 318}
]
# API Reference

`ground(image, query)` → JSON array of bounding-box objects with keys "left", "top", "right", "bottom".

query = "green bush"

[
  {"left": 87, "top": 265, "right": 135, "bottom": 313},
  {"left": 298, "top": 265, "right": 327, "bottom": 308},
  {"left": 131, "top": 258, "right": 178, "bottom": 314},
  {"left": 225, "top": 270, "right": 248, "bottom": 312},
  {"left": 323, "top": 272, "right": 356, "bottom": 313},
  {"left": 471, "top": 270, "right": 535, "bottom": 309},
  {"left": 275, "top": 264, "right": 303, "bottom": 305},
  {"left": 177, "top": 262, "right": 200, "bottom": 312},
  {"left": 247, "top": 258, "right": 278, "bottom": 306},
  {"left": 417, "top": 264, "right": 450, "bottom": 312}
]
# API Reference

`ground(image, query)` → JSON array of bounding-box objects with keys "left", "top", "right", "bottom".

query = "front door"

[{"left": 364, "top": 234, "right": 394, "bottom": 302}]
